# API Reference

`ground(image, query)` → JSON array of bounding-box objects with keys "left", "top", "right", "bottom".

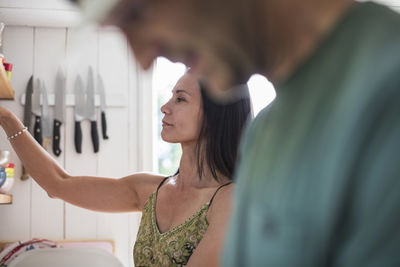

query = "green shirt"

[{"left": 223, "top": 2, "right": 400, "bottom": 266}]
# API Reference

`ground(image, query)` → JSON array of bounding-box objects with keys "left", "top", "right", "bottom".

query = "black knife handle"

[
  {"left": 101, "top": 111, "right": 109, "bottom": 140},
  {"left": 53, "top": 119, "right": 62, "bottom": 156},
  {"left": 74, "top": 121, "right": 82, "bottom": 154},
  {"left": 33, "top": 115, "right": 42, "bottom": 146},
  {"left": 91, "top": 121, "right": 100, "bottom": 153}
]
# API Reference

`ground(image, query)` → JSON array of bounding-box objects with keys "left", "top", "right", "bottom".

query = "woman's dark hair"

[{"left": 195, "top": 83, "right": 252, "bottom": 182}]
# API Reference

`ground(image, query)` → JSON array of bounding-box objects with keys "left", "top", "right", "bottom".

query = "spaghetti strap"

[
  {"left": 156, "top": 176, "right": 171, "bottom": 192},
  {"left": 209, "top": 182, "right": 233, "bottom": 207}
]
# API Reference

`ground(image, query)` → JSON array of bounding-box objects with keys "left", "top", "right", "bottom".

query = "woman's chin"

[
  {"left": 163, "top": 138, "right": 180, "bottom": 144},
  {"left": 161, "top": 133, "right": 178, "bottom": 143}
]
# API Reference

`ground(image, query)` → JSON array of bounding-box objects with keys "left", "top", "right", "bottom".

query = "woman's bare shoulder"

[
  {"left": 207, "top": 183, "right": 234, "bottom": 223},
  {"left": 123, "top": 172, "right": 167, "bottom": 210}
]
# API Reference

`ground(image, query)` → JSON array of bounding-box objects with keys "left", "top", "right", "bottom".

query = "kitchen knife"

[
  {"left": 21, "top": 76, "right": 33, "bottom": 180},
  {"left": 97, "top": 74, "right": 109, "bottom": 140},
  {"left": 53, "top": 68, "right": 66, "bottom": 156},
  {"left": 23, "top": 76, "right": 33, "bottom": 132},
  {"left": 41, "top": 81, "right": 51, "bottom": 151},
  {"left": 74, "top": 75, "right": 85, "bottom": 154},
  {"left": 31, "top": 78, "right": 42, "bottom": 146},
  {"left": 87, "top": 67, "right": 99, "bottom": 153}
]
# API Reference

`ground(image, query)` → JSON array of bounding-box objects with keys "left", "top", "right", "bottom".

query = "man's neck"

[{"left": 253, "top": 0, "right": 354, "bottom": 83}]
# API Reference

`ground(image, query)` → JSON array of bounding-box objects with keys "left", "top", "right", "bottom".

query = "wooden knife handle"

[
  {"left": 42, "top": 138, "right": 51, "bottom": 152},
  {"left": 21, "top": 165, "right": 30, "bottom": 181}
]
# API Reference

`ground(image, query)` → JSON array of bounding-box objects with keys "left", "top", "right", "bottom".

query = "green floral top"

[{"left": 133, "top": 190, "right": 210, "bottom": 266}]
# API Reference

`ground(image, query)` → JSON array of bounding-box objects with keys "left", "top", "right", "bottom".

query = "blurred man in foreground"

[{"left": 73, "top": 0, "right": 400, "bottom": 265}]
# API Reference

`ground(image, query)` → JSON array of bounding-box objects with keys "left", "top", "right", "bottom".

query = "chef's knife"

[
  {"left": 53, "top": 68, "right": 66, "bottom": 156},
  {"left": 41, "top": 81, "right": 51, "bottom": 151},
  {"left": 97, "top": 74, "right": 109, "bottom": 140},
  {"left": 74, "top": 75, "right": 85, "bottom": 154},
  {"left": 87, "top": 67, "right": 99, "bottom": 153},
  {"left": 21, "top": 75, "right": 33, "bottom": 180},
  {"left": 32, "top": 79, "right": 42, "bottom": 146},
  {"left": 23, "top": 76, "right": 33, "bottom": 132}
]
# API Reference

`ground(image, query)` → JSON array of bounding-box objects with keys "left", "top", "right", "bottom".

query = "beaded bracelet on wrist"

[{"left": 7, "top": 126, "right": 28, "bottom": 140}]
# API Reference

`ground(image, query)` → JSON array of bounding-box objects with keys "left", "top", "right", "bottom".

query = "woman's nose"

[{"left": 161, "top": 102, "right": 171, "bottom": 114}]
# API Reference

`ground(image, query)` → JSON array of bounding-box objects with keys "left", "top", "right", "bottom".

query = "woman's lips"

[{"left": 162, "top": 120, "right": 173, "bottom": 127}]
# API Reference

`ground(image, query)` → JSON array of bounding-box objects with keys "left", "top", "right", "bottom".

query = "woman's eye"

[{"left": 176, "top": 97, "right": 186, "bottom": 103}]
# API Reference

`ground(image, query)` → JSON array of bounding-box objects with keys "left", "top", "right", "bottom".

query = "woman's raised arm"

[{"left": 0, "top": 106, "right": 162, "bottom": 212}]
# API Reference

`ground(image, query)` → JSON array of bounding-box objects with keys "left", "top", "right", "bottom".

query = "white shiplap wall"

[{"left": 0, "top": 25, "right": 154, "bottom": 267}]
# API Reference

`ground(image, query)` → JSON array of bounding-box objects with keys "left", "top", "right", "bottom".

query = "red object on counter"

[
  {"left": 6, "top": 163, "right": 14, "bottom": 168},
  {"left": 3, "top": 63, "right": 12, "bottom": 71}
]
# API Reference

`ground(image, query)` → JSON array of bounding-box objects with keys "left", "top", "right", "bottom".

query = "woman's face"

[{"left": 161, "top": 74, "right": 203, "bottom": 145}]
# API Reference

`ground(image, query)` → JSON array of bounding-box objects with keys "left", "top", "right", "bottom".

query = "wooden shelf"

[
  {"left": 0, "top": 64, "right": 14, "bottom": 100},
  {"left": 0, "top": 193, "right": 12, "bottom": 204}
]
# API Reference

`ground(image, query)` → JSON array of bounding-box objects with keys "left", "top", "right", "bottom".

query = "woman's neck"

[{"left": 176, "top": 143, "right": 221, "bottom": 190}]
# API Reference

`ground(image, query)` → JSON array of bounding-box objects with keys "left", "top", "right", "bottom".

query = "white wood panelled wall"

[{"left": 0, "top": 25, "right": 155, "bottom": 267}]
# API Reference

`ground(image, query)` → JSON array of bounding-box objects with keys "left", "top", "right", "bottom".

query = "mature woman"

[{"left": 0, "top": 72, "right": 251, "bottom": 266}]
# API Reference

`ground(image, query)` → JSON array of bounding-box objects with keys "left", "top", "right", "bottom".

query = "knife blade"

[
  {"left": 32, "top": 78, "right": 42, "bottom": 146},
  {"left": 21, "top": 75, "right": 33, "bottom": 180},
  {"left": 53, "top": 68, "right": 66, "bottom": 156},
  {"left": 74, "top": 75, "right": 85, "bottom": 154},
  {"left": 41, "top": 81, "right": 51, "bottom": 151},
  {"left": 87, "top": 67, "right": 99, "bottom": 153},
  {"left": 97, "top": 74, "right": 109, "bottom": 140}
]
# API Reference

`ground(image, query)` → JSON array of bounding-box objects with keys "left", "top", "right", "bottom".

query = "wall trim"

[{"left": 0, "top": 7, "right": 81, "bottom": 28}]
